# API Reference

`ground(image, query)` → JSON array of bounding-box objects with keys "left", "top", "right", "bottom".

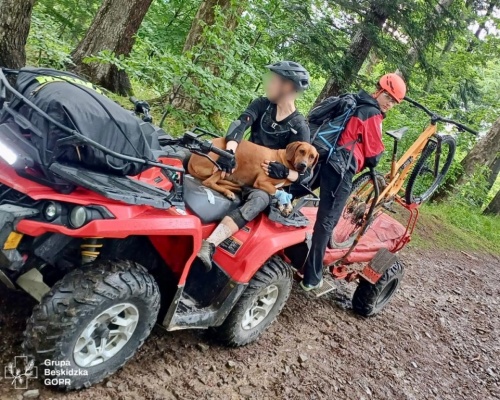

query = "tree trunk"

[
  {"left": 182, "top": 0, "right": 232, "bottom": 54},
  {"left": 71, "top": 0, "right": 153, "bottom": 95},
  {"left": 483, "top": 190, "right": 500, "bottom": 215},
  {"left": 487, "top": 156, "right": 500, "bottom": 191},
  {"left": 313, "top": 1, "right": 389, "bottom": 106},
  {"left": 460, "top": 117, "right": 500, "bottom": 180},
  {"left": 435, "top": 117, "right": 500, "bottom": 201},
  {"left": 172, "top": 0, "right": 243, "bottom": 113},
  {"left": 0, "top": 0, "right": 36, "bottom": 69}
]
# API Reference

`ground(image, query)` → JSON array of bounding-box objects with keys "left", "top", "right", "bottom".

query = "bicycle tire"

[
  {"left": 405, "top": 135, "right": 456, "bottom": 205},
  {"left": 329, "top": 171, "right": 386, "bottom": 249}
]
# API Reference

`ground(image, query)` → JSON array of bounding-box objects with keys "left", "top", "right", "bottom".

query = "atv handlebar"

[
  {"left": 129, "top": 96, "right": 152, "bottom": 123},
  {"left": 404, "top": 96, "right": 478, "bottom": 136},
  {"left": 180, "top": 131, "right": 235, "bottom": 161}
]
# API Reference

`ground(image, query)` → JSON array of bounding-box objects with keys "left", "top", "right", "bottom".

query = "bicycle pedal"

[{"left": 311, "top": 278, "right": 336, "bottom": 298}]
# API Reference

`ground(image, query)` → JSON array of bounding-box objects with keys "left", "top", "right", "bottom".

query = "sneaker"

[
  {"left": 299, "top": 279, "right": 324, "bottom": 292},
  {"left": 197, "top": 240, "right": 216, "bottom": 271}
]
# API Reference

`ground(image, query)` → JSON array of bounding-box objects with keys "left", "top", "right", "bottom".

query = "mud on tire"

[
  {"left": 352, "top": 261, "right": 405, "bottom": 317},
  {"left": 214, "top": 256, "right": 292, "bottom": 347},
  {"left": 22, "top": 260, "right": 160, "bottom": 390}
]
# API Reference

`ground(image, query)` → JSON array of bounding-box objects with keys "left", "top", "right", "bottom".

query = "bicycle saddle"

[{"left": 385, "top": 127, "right": 409, "bottom": 141}]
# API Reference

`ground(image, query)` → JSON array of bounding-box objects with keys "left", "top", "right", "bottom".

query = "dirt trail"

[{"left": 0, "top": 247, "right": 499, "bottom": 400}]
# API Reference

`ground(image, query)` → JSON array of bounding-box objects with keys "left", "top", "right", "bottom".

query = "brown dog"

[{"left": 188, "top": 138, "right": 319, "bottom": 212}]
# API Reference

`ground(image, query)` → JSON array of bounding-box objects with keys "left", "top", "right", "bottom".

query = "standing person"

[
  {"left": 301, "top": 73, "right": 407, "bottom": 291},
  {"left": 197, "top": 61, "right": 311, "bottom": 269}
]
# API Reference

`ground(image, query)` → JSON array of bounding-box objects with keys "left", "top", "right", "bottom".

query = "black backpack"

[
  {"left": 308, "top": 93, "right": 357, "bottom": 161},
  {"left": 2, "top": 67, "right": 155, "bottom": 176}
]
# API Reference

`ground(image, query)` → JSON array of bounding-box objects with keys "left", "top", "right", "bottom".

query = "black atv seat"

[
  {"left": 183, "top": 175, "right": 242, "bottom": 224},
  {"left": 385, "top": 127, "right": 409, "bottom": 141}
]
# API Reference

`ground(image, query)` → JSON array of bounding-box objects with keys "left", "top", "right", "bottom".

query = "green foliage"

[
  {"left": 26, "top": 14, "right": 74, "bottom": 69},
  {"left": 413, "top": 203, "right": 500, "bottom": 254},
  {"left": 23, "top": 0, "right": 500, "bottom": 219}
]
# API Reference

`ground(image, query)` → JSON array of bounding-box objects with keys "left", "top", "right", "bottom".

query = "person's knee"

[
  {"left": 239, "top": 190, "right": 271, "bottom": 222},
  {"left": 246, "top": 190, "right": 271, "bottom": 208}
]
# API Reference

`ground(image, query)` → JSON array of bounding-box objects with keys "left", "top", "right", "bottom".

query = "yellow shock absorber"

[{"left": 81, "top": 238, "right": 103, "bottom": 264}]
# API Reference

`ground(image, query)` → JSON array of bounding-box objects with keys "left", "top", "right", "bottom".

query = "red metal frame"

[{"left": 328, "top": 197, "right": 420, "bottom": 282}]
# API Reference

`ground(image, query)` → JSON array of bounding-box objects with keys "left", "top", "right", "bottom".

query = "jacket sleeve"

[
  {"left": 361, "top": 114, "right": 385, "bottom": 169},
  {"left": 226, "top": 97, "right": 267, "bottom": 143}
]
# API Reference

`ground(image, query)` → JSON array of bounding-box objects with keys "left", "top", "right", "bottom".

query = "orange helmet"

[{"left": 378, "top": 73, "right": 406, "bottom": 103}]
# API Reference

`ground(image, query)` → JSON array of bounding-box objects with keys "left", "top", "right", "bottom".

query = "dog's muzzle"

[{"left": 295, "top": 162, "right": 308, "bottom": 173}]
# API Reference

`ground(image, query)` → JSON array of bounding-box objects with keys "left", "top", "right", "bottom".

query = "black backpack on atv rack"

[
  {"left": 0, "top": 68, "right": 161, "bottom": 182},
  {"left": 0, "top": 68, "right": 190, "bottom": 206},
  {"left": 0, "top": 68, "right": 240, "bottom": 211}
]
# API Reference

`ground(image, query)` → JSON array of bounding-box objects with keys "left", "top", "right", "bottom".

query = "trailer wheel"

[
  {"left": 214, "top": 256, "right": 292, "bottom": 347},
  {"left": 23, "top": 260, "right": 160, "bottom": 390},
  {"left": 352, "top": 261, "right": 404, "bottom": 317}
]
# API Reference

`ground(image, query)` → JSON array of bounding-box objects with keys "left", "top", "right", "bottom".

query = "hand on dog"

[
  {"left": 213, "top": 150, "right": 236, "bottom": 179},
  {"left": 262, "top": 160, "right": 289, "bottom": 179}
]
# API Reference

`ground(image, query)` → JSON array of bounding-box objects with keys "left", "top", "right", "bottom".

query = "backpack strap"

[{"left": 313, "top": 105, "right": 357, "bottom": 159}]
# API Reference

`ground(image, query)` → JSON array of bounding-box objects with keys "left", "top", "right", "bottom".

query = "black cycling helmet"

[{"left": 266, "top": 60, "right": 310, "bottom": 91}]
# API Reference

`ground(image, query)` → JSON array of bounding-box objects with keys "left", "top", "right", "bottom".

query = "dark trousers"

[
  {"left": 228, "top": 187, "right": 271, "bottom": 229},
  {"left": 303, "top": 163, "right": 354, "bottom": 286}
]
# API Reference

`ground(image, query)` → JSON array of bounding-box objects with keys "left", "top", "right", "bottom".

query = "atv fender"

[{"left": 212, "top": 214, "right": 312, "bottom": 283}]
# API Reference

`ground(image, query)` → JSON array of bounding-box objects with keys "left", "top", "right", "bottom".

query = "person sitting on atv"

[
  {"left": 197, "top": 61, "right": 311, "bottom": 269},
  {"left": 300, "top": 73, "right": 407, "bottom": 291}
]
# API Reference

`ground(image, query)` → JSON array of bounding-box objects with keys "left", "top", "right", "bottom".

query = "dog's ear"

[
  {"left": 311, "top": 149, "right": 320, "bottom": 169},
  {"left": 285, "top": 142, "right": 301, "bottom": 163}
]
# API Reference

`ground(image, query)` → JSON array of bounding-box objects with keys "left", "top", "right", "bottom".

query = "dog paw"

[
  {"left": 281, "top": 203, "right": 293, "bottom": 217},
  {"left": 279, "top": 203, "right": 293, "bottom": 217},
  {"left": 225, "top": 191, "right": 236, "bottom": 201}
]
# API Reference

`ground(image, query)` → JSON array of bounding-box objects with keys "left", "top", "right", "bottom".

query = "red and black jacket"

[{"left": 337, "top": 90, "right": 384, "bottom": 173}]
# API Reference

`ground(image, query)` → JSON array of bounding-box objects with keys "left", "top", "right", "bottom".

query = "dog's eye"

[
  {"left": 309, "top": 154, "right": 314, "bottom": 159},
  {"left": 300, "top": 149, "right": 306, "bottom": 155}
]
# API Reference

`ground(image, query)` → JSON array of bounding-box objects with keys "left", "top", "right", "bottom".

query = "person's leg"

[
  {"left": 301, "top": 164, "right": 353, "bottom": 289},
  {"left": 197, "top": 188, "right": 271, "bottom": 270}
]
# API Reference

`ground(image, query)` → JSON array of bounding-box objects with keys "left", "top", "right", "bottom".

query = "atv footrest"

[
  {"left": 311, "top": 277, "right": 336, "bottom": 298},
  {"left": 50, "top": 162, "right": 173, "bottom": 209}
]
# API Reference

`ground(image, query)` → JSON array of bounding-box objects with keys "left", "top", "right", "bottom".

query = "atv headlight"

[
  {"left": 69, "top": 206, "right": 89, "bottom": 228},
  {"left": 43, "top": 201, "right": 61, "bottom": 221},
  {"left": 0, "top": 139, "right": 18, "bottom": 165}
]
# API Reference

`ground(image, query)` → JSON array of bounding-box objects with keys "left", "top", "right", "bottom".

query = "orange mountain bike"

[{"left": 331, "top": 97, "right": 478, "bottom": 249}]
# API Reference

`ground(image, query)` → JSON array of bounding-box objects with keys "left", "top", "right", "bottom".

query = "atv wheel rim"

[
  {"left": 74, "top": 303, "right": 139, "bottom": 368},
  {"left": 241, "top": 285, "right": 279, "bottom": 330}
]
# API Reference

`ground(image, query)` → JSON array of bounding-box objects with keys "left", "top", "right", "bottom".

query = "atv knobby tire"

[
  {"left": 214, "top": 256, "right": 292, "bottom": 347},
  {"left": 23, "top": 260, "right": 160, "bottom": 390},
  {"left": 352, "top": 261, "right": 404, "bottom": 317}
]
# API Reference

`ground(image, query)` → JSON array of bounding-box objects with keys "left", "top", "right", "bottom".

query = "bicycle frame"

[{"left": 380, "top": 123, "right": 438, "bottom": 204}]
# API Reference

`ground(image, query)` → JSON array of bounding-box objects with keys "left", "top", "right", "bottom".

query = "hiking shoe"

[
  {"left": 299, "top": 279, "right": 323, "bottom": 292},
  {"left": 197, "top": 240, "right": 216, "bottom": 271}
]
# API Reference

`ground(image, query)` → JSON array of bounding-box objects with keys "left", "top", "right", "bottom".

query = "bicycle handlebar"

[{"left": 404, "top": 96, "right": 478, "bottom": 136}]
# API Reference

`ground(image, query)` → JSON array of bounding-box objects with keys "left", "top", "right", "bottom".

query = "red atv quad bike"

[{"left": 0, "top": 68, "right": 411, "bottom": 390}]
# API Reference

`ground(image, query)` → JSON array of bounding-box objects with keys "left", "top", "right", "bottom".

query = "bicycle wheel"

[
  {"left": 329, "top": 172, "right": 386, "bottom": 249},
  {"left": 405, "top": 135, "right": 456, "bottom": 205}
]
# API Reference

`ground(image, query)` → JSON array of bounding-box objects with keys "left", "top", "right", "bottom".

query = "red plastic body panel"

[
  {"left": 0, "top": 161, "right": 410, "bottom": 286},
  {"left": 300, "top": 208, "right": 409, "bottom": 265},
  {"left": 211, "top": 214, "right": 310, "bottom": 282}
]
